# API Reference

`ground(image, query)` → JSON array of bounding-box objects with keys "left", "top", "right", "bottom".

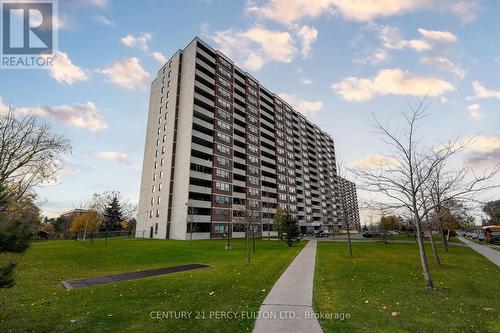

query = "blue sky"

[{"left": 1, "top": 0, "right": 499, "bottom": 220}]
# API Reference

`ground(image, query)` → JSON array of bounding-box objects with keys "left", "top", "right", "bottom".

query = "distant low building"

[
  {"left": 337, "top": 177, "right": 361, "bottom": 231},
  {"left": 60, "top": 209, "right": 94, "bottom": 221}
]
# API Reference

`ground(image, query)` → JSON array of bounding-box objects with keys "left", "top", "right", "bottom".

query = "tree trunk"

[
  {"left": 346, "top": 226, "right": 353, "bottom": 257},
  {"left": 441, "top": 228, "right": 449, "bottom": 252},
  {"left": 415, "top": 218, "right": 434, "bottom": 290},
  {"left": 428, "top": 227, "right": 441, "bottom": 265}
]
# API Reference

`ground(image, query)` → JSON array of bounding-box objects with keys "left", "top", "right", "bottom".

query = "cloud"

[
  {"left": 48, "top": 51, "right": 88, "bottom": 85},
  {"left": 17, "top": 102, "right": 107, "bottom": 132},
  {"left": 467, "top": 104, "right": 481, "bottom": 119},
  {"left": 121, "top": 33, "right": 152, "bottom": 50},
  {"left": 92, "top": 152, "right": 131, "bottom": 165},
  {"left": 98, "top": 58, "right": 150, "bottom": 90},
  {"left": 464, "top": 136, "right": 500, "bottom": 167},
  {"left": 418, "top": 28, "right": 457, "bottom": 44},
  {"left": 211, "top": 25, "right": 296, "bottom": 70},
  {"left": 331, "top": 68, "right": 454, "bottom": 102},
  {"left": 295, "top": 25, "right": 318, "bottom": 58},
  {"left": 151, "top": 52, "right": 167, "bottom": 64},
  {"left": 48, "top": 159, "right": 81, "bottom": 185},
  {"left": 469, "top": 81, "right": 500, "bottom": 100},
  {"left": 0, "top": 97, "right": 10, "bottom": 114},
  {"left": 246, "top": 0, "right": 477, "bottom": 23},
  {"left": 95, "top": 14, "right": 115, "bottom": 26},
  {"left": 277, "top": 93, "right": 322, "bottom": 117},
  {"left": 353, "top": 48, "right": 388, "bottom": 65},
  {"left": 301, "top": 78, "right": 313, "bottom": 85},
  {"left": 375, "top": 25, "right": 432, "bottom": 52},
  {"left": 349, "top": 154, "right": 400, "bottom": 169},
  {"left": 420, "top": 57, "right": 465, "bottom": 78}
]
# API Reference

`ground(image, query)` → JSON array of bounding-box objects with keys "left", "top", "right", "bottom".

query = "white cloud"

[
  {"left": 301, "top": 78, "right": 313, "bottom": 85},
  {"left": 469, "top": 81, "right": 500, "bottom": 100},
  {"left": 151, "top": 51, "right": 167, "bottom": 64},
  {"left": 354, "top": 48, "right": 388, "bottom": 65},
  {"left": 467, "top": 104, "right": 481, "bottom": 119},
  {"left": 295, "top": 25, "right": 318, "bottom": 58},
  {"left": 92, "top": 152, "right": 131, "bottom": 165},
  {"left": 121, "top": 33, "right": 152, "bottom": 50},
  {"left": 211, "top": 25, "right": 296, "bottom": 70},
  {"left": 464, "top": 136, "right": 500, "bottom": 167},
  {"left": 98, "top": 58, "right": 150, "bottom": 91},
  {"left": 349, "top": 154, "right": 400, "bottom": 169},
  {"left": 48, "top": 160, "right": 81, "bottom": 185},
  {"left": 420, "top": 57, "right": 465, "bottom": 78},
  {"left": 48, "top": 51, "right": 88, "bottom": 85},
  {"left": 331, "top": 68, "right": 454, "bottom": 102},
  {"left": 246, "top": 0, "right": 477, "bottom": 23},
  {"left": 17, "top": 102, "right": 107, "bottom": 132},
  {"left": 0, "top": 97, "right": 10, "bottom": 114},
  {"left": 277, "top": 93, "right": 322, "bottom": 117},
  {"left": 95, "top": 14, "right": 115, "bottom": 26},
  {"left": 418, "top": 28, "right": 457, "bottom": 44},
  {"left": 375, "top": 25, "right": 432, "bottom": 52}
]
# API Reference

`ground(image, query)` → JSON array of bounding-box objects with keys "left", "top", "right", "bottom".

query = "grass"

[
  {"left": 314, "top": 242, "right": 500, "bottom": 333},
  {"left": 387, "top": 234, "right": 460, "bottom": 243},
  {"left": 0, "top": 238, "right": 304, "bottom": 333}
]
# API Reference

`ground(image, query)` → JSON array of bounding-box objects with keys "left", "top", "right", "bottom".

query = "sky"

[{"left": 0, "top": 0, "right": 499, "bottom": 221}]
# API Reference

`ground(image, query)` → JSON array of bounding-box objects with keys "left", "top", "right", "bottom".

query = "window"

[
  {"left": 152, "top": 185, "right": 155, "bottom": 193},
  {"left": 217, "top": 97, "right": 231, "bottom": 110},
  {"left": 150, "top": 198, "right": 154, "bottom": 205},
  {"left": 248, "top": 165, "right": 259, "bottom": 175},
  {"left": 155, "top": 150, "right": 159, "bottom": 158},
  {"left": 219, "top": 77, "right": 231, "bottom": 89},
  {"left": 153, "top": 173, "right": 157, "bottom": 181},
  {"left": 279, "top": 184, "right": 287, "bottom": 191},
  {"left": 216, "top": 168, "right": 230, "bottom": 178},
  {"left": 248, "top": 79, "right": 257, "bottom": 88},
  {"left": 162, "top": 146, "right": 166, "bottom": 154},
  {"left": 279, "top": 175, "right": 286, "bottom": 182},
  {"left": 149, "top": 210, "right": 153, "bottom": 218},
  {"left": 216, "top": 132, "right": 231, "bottom": 143},
  {"left": 216, "top": 181, "right": 230, "bottom": 192},
  {"left": 248, "top": 96, "right": 257, "bottom": 106},
  {"left": 216, "top": 156, "right": 230, "bottom": 166},
  {"left": 247, "top": 105, "right": 258, "bottom": 114},
  {"left": 215, "top": 195, "right": 231, "bottom": 204},
  {"left": 248, "top": 188, "right": 259, "bottom": 196},
  {"left": 218, "top": 87, "right": 231, "bottom": 100},
  {"left": 248, "top": 125, "right": 258, "bottom": 134},
  {"left": 217, "top": 108, "right": 231, "bottom": 120},
  {"left": 160, "top": 158, "right": 164, "bottom": 166},
  {"left": 156, "top": 210, "right": 160, "bottom": 218},
  {"left": 157, "top": 196, "right": 161, "bottom": 204},
  {"left": 248, "top": 87, "right": 257, "bottom": 97},
  {"left": 216, "top": 143, "right": 230, "bottom": 155},
  {"left": 162, "top": 135, "right": 166, "bottom": 142},
  {"left": 248, "top": 144, "right": 258, "bottom": 154},
  {"left": 213, "top": 208, "right": 229, "bottom": 216},
  {"left": 154, "top": 161, "right": 158, "bottom": 169},
  {"left": 219, "top": 57, "right": 231, "bottom": 68},
  {"left": 217, "top": 119, "right": 231, "bottom": 131},
  {"left": 248, "top": 135, "right": 258, "bottom": 144},
  {"left": 218, "top": 66, "right": 232, "bottom": 79},
  {"left": 160, "top": 170, "right": 164, "bottom": 179},
  {"left": 158, "top": 183, "right": 163, "bottom": 191},
  {"left": 248, "top": 115, "right": 257, "bottom": 124},
  {"left": 248, "top": 176, "right": 259, "bottom": 185},
  {"left": 248, "top": 155, "right": 259, "bottom": 164},
  {"left": 214, "top": 224, "right": 228, "bottom": 234}
]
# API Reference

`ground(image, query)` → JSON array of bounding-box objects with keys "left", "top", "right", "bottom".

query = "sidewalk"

[
  {"left": 458, "top": 237, "right": 500, "bottom": 267},
  {"left": 252, "top": 240, "right": 322, "bottom": 333}
]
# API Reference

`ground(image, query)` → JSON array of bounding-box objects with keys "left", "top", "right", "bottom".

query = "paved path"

[
  {"left": 61, "top": 263, "right": 211, "bottom": 289},
  {"left": 253, "top": 240, "right": 322, "bottom": 333},
  {"left": 458, "top": 237, "right": 500, "bottom": 267}
]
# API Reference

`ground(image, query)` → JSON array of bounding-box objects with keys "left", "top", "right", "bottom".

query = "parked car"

[
  {"left": 362, "top": 231, "right": 380, "bottom": 238},
  {"left": 315, "top": 230, "right": 330, "bottom": 238}
]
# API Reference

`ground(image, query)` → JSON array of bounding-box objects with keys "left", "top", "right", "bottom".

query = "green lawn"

[
  {"left": 0, "top": 238, "right": 304, "bottom": 332},
  {"left": 388, "top": 234, "right": 460, "bottom": 243},
  {"left": 314, "top": 242, "right": 499, "bottom": 333}
]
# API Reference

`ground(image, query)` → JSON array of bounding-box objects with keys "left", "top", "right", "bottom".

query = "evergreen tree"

[
  {"left": 101, "top": 195, "right": 124, "bottom": 231},
  {"left": 282, "top": 213, "right": 301, "bottom": 247}
]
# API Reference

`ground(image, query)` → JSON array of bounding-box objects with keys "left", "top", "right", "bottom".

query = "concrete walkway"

[
  {"left": 458, "top": 237, "right": 500, "bottom": 267},
  {"left": 253, "top": 240, "right": 322, "bottom": 333}
]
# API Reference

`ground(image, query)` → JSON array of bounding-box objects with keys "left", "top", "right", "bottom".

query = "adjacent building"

[
  {"left": 136, "top": 37, "right": 358, "bottom": 240},
  {"left": 338, "top": 176, "right": 361, "bottom": 231}
]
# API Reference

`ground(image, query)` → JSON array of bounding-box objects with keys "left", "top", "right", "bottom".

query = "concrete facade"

[{"left": 136, "top": 37, "right": 359, "bottom": 240}]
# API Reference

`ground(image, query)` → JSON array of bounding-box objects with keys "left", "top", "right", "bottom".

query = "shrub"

[{"left": 0, "top": 262, "right": 16, "bottom": 288}]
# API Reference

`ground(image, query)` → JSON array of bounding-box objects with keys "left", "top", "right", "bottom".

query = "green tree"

[
  {"left": 273, "top": 206, "right": 286, "bottom": 240},
  {"left": 282, "top": 213, "right": 300, "bottom": 247},
  {"left": 101, "top": 195, "right": 124, "bottom": 232},
  {"left": 483, "top": 200, "right": 500, "bottom": 225}
]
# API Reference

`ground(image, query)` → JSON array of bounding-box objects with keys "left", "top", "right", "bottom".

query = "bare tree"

[
  {"left": 233, "top": 204, "right": 259, "bottom": 264},
  {"left": 0, "top": 107, "right": 71, "bottom": 218},
  {"left": 351, "top": 99, "right": 499, "bottom": 290},
  {"left": 186, "top": 205, "right": 198, "bottom": 246}
]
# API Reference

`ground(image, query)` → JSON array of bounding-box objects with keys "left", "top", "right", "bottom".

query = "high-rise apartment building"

[
  {"left": 136, "top": 37, "right": 356, "bottom": 240},
  {"left": 338, "top": 176, "right": 361, "bottom": 231}
]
